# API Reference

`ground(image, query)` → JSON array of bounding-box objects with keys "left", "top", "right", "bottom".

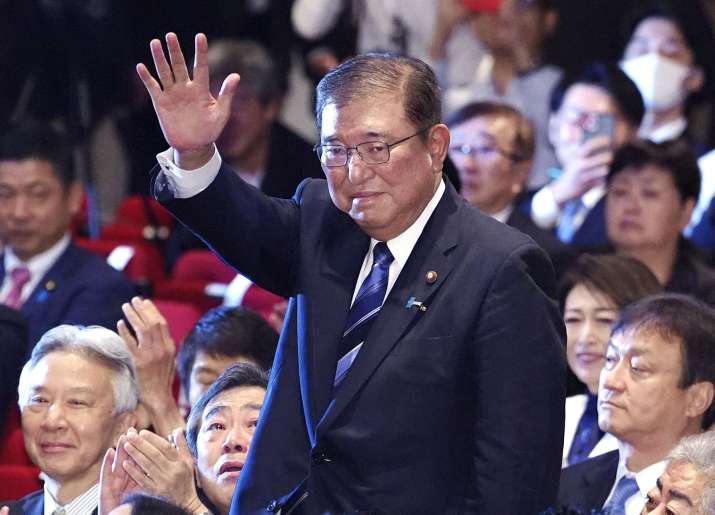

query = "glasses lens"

[
  {"left": 356, "top": 141, "right": 389, "bottom": 164},
  {"left": 319, "top": 145, "right": 348, "bottom": 166}
]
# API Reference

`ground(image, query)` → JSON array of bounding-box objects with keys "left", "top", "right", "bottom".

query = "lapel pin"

[
  {"left": 425, "top": 271, "right": 438, "bottom": 284},
  {"left": 405, "top": 296, "right": 428, "bottom": 312},
  {"left": 45, "top": 280, "right": 56, "bottom": 291}
]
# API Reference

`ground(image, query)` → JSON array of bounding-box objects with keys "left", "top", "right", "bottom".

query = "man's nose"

[
  {"left": 10, "top": 196, "right": 31, "bottom": 219},
  {"left": 222, "top": 427, "right": 250, "bottom": 454},
  {"left": 347, "top": 150, "right": 373, "bottom": 184},
  {"left": 601, "top": 359, "right": 626, "bottom": 393},
  {"left": 41, "top": 403, "right": 68, "bottom": 430}
]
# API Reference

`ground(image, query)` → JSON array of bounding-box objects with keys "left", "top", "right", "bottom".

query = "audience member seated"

[
  {"left": 0, "top": 121, "right": 136, "bottom": 351},
  {"left": 177, "top": 307, "right": 278, "bottom": 409},
  {"left": 447, "top": 101, "right": 573, "bottom": 276},
  {"left": 641, "top": 431, "right": 715, "bottom": 515},
  {"left": 0, "top": 305, "right": 27, "bottom": 428},
  {"left": 106, "top": 493, "right": 191, "bottom": 515},
  {"left": 1, "top": 325, "right": 138, "bottom": 514},
  {"left": 527, "top": 63, "right": 644, "bottom": 248},
  {"left": 620, "top": 1, "right": 710, "bottom": 149},
  {"left": 117, "top": 297, "right": 185, "bottom": 437},
  {"left": 99, "top": 363, "right": 268, "bottom": 515},
  {"left": 445, "top": 0, "right": 561, "bottom": 188},
  {"left": 559, "top": 253, "right": 661, "bottom": 467},
  {"left": 605, "top": 139, "right": 715, "bottom": 305},
  {"left": 557, "top": 293, "right": 715, "bottom": 515}
]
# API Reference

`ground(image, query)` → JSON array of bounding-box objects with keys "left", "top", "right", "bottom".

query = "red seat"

[
  {"left": 243, "top": 285, "right": 286, "bottom": 323},
  {"left": 0, "top": 465, "right": 41, "bottom": 501},
  {"left": 0, "top": 406, "right": 33, "bottom": 467},
  {"left": 74, "top": 238, "right": 166, "bottom": 286},
  {"left": 102, "top": 196, "right": 173, "bottom": 245}
]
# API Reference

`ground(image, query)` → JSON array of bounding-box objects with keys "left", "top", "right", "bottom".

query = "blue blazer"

[
  {"left": 156, "top": 166, "right": 566, "bottom": 515},
  {"left": 0, "top": 242, "right": 136, "bottom": 352},
  {"left": 3, "top": 490, "right": 98, "bottom": 515}
]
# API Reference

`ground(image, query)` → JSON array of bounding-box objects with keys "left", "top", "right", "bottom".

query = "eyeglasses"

[
  {"left": 314, "top": 127, "right": 430, "bottom": 167},
  {"left": 449, "top": 143, "right": 523, "bottom": 162}
]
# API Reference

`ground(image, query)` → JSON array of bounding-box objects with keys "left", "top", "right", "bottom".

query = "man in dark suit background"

[
  {"left": 138, "top": 32, "right": 566, "bottom": 514},
  {"left": 557, "top": 294, "right": 715, "bottom": 515},
  {"left": 0, "top": 122, "right": 136, "bottom": 351},
  {"left": 447, "top": 101, "right": 574, "bottom": 278},
  {"left": 1, "top": 324, "right": 138, "bottom": 514}
]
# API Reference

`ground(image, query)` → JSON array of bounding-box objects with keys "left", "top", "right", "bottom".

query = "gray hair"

[
  {"left": 667, "top": 431, "right": 715, "bottom": 514},
  {"left": 18, "top": 325, "right": 139, "bottom": 415},
  {"left": 315, "top": 52, "right": 441, "bottom": 135}
]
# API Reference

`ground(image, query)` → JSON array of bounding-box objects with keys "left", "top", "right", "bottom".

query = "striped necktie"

[
  {"left": 603, "top": 475, "right": 640, "bottom": 515},
  {"left": 4, "top": 266, "right": 31, "bottom": 309},
  {"left": 334, "top": 242, "right": 394, "bottom": 386}
]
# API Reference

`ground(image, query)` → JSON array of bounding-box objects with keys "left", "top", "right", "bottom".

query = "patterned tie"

[
  {"left": 52, "top": 508, "right": 66, "bottom": 515},
  {"left": 334, "top": 242, "right": 394, "bottom": 386},
  {"left": 4, "top": 266, "right": 31, "bottom": 309},
  {"left": 603, "top": 475, "right": 640, "bottom": 515},
  {"left": 557, "top": 198, "right": 586, "bottom": 244},
  {"left": 567, "top": 394, "right": 603, "bottom": 466}
]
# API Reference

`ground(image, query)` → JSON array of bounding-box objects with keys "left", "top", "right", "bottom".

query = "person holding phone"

[{"left": 527, "top": 62, "right": 644, "bottom": 248}]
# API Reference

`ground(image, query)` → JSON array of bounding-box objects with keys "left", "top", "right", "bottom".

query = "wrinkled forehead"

[
  {"left": 202, "top": 386, "right": 265, "bottom": 419},
  {"left": 451, "top": 114, "right": 518, "bottom": 143},
  {"left": 319, "top": 95, "right": 409, "bottom": 141}
]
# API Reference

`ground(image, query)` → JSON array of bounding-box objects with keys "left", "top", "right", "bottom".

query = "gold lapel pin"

[
  {"left": 45, "top": 280, "right": 56, "bottom": 291},
  {"left": 425, "top": 271, "right": 438, "bottom": 284}
]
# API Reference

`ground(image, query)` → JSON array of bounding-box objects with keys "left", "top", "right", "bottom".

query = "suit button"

[{"left": 266, "top": 500, "right": 278, "bottom": 512}]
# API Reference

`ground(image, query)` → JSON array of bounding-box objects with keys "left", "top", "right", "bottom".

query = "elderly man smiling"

[{"left": 2, "top": 325, "right": 138, "bottom": 515}]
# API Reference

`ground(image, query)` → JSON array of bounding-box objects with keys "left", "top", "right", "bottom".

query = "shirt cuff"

[
  {"left": 531, "top": 186, "right": 561, "bottom": 229},
  {"left": 155, "top": 145, "right": 222, "bottom": 199}
]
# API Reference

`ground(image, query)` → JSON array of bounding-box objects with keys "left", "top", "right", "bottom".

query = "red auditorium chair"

[
  {"left": 102, "top": 196, "right": 174, "bottom": 244},
  {"left": 74, "top": 238, "right": 166, "bottom": 287},
  {"left": 0, "top": 406, "right": 33, "bottom": 467},
  {"left": 0, "top": 465, "right": 42, "bottom": 501}
]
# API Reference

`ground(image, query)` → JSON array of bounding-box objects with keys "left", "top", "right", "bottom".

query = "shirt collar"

[
  {"left": 372, "top": 179, "right": 446, "bottom": 269},
  {"left": 44, "top": 482, "right": 99, "bottom": 515},
  {"left": 615, "top": 457, "right": 667, "bottom": 496},
  {"left": 4, "top": 234, "right": 70, "bottom": 279},
  {"left": 642, "top": 117, "right": 687, "bottom": 143},
  {"left": 489, "top": 203, "right": 514, "bottom": 224}
]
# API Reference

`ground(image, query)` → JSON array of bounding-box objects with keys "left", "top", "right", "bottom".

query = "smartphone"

[{"left": 581, "top": 113, "right": 615, "bottom": 145}]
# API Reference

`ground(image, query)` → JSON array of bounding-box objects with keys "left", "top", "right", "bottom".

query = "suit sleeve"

[{"left": 468, "top": 242, "right": 566, "bottom": 514}]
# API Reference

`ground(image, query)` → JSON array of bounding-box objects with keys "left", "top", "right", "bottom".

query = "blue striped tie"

[
  {"left": 603, "top": 475, "right": 640, "bottom": 515},
  {"left": 334, "top": 242, "right": 394, "bottom": 385}
]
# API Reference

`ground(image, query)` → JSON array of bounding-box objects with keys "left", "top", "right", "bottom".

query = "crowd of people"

[{"left": 2, "top": 0, "right": 715, "bottom": 514}]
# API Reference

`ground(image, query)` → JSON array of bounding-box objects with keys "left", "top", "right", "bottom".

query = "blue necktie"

[
  {"left": 334, "top": 242, "right": 394, "bottom": 386},
  {"left": 557, "top": 198, "right": 585, "bottom": 244},
  {"left": 603, "top": 475, "right": 640, "bottom": 515},
  {"left": 568, "top": 394, "right": 603, "bottom": 466}
]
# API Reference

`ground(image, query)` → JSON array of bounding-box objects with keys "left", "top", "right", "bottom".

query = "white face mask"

[{"left": 620, "top": 53, "right": 690, "bottom": 112}]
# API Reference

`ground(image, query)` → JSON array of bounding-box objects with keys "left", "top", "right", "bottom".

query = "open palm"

[{"left": 136, "top": 33, "right": 239, "bottom": 154}]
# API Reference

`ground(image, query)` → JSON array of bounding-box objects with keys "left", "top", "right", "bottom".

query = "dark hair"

[
  {"left": 185, "top": 362, "right": 268, "bottom": 456},
  {"left": 208, "top": 39, "right": 286, "bottom": 104},
  {"left": 315, "top": 52, "right": 441, "bottom": 135},
  {"left": 176, "top": 307, "right": 277, "bottom": 398},
  {"left": 119, "top": 493, "right": 192, "bottom": 515},
  {"left": 558, "top": 253, "right": 662, "bottom": 313},
  {"left": 612, "top": 293, "right": 715, "bottom": 429},
  {"left": 445, "top": 101, "right": 535, "bottom": 162},
  {"left": 607, "top": 138, "right": 700, "bottom": 203},
  {"left": 621, "top": 0, "right": 714, "bottom": 91},
  {"left": 549, "top": 62, "right": 645, "bottom": 129},
  {"left": 0, "top": 120, "right": 75, "bottom": 188}
]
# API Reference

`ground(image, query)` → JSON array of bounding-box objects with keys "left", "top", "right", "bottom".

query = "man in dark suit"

[
  {"left": 138, "top": 33, "right": 566, "bottom": 514},
  {"left": 447, "top": 101, "right": 574, "bottom": 278},
  {"left": 557, "top": 294, "right": 715, "bottom": 514},
  {"left": 1, "top": 325, "right": 138, "bottom": 514},
  {"left": 0, "top": 122, "right": 136, "bottom": 351}
]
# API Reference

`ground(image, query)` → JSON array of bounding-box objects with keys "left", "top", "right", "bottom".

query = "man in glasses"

[
  {"left": 139, "top": 33, "right": 565, "bottom": 515},
  {"left": 447, "top": 100, "right": 572, "bottom": 277}
]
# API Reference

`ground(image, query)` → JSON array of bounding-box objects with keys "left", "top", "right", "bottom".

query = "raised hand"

[
  {"left": 118, "top": 297, "right": 185, "bottom": 436},
  {"left": 136, "top": 33, "right": 240, "bottom": 168},
  {"left": 549, "top": 135, "right": 614, "bottom": 207},
  {"left": 99, "top": 436, "right": 141, "bottom": 515}
]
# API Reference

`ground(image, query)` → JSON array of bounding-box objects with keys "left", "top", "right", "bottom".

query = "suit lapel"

[
  {"left": 20, "top": 244, "right": 74, "bottom": 321},
  {"left": 316, "top": 185, "right": 461, "bottom": 436}
]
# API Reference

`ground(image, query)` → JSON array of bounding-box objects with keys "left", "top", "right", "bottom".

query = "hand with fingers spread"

[
  {"left": 549, "top": 135, "right": 614, "bottom": 208},
  {"left": 118, "top": 297, "right": 185, "bottom": 436},
  {"left": 136, "top": 32, "right": 240, "bottom": 169},
  {"left": 120, "top": 427, "right": 208, "bottom": 514},
  {"left": 99, "top": 435, "right": 141, "bottom": 515}
]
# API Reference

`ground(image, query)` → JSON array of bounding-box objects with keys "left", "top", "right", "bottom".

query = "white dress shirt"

[
  {"left": 531, "top": 183, "right": 606, "bottom": 232},
  {"left": 0, "top": 234, "right": 71, "bottom": 306},
  {"left": 44, "top": 483, "right": 99, "bottom": 515},
  {"left": 602, "top": 457, "right": 666, "bottom": 515}
]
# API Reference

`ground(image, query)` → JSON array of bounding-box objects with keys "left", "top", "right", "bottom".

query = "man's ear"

[
  {"left": 677, "top": 197, "right": 696, "bottom": 232},
  {"left": 511, "top": 158, "right": 533, "bottom": 195},
  {"left": 67, "top": 181, "right": 84, "bottom": 217},
  {"left": 684, "top": 66, "right": 704, "bottom": 96},
  {"left": 684, "top": 380, "right": 715, "bottom": 421},
  {"left": 262, "top": 96, "right": 284, "bottom": 124},
  {"left": 427, "top": 124, "right": 450, "bottom": 175}
]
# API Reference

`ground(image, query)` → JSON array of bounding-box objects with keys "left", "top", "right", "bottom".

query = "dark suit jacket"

[
  {"left": 156, "top": 166, "right": 566, "bottom": 515},
  {"left": 0, "top": 242, "right": 136, "bottom": 352},
  {"left": 0, "top": 305, "right": 27, "bottom": 427},
  {"left": 3, "top": 490, "right": 98, "bottom": 515},
  {"left": 506, "top": 209, "right": 576, "bottom": 279},
  {"left": 557, "top": 450, "right": 619, "bottom": 513}
]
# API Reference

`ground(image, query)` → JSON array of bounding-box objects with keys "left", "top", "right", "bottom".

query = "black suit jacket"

[
  {"left": 3, "top": 490, "right": 98, "bottom": 515},
  {"left": 0, "top": 305, "right": 27, "bottom": 427},
  {"left": 156, "top": 166, "right": 566, "bottom": 515},
  {"left": 557, "top": 450, "right": 619, "bottom": 513},
  {"left": 0, "top": 242, "right": 136, "bottom": 352}
]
